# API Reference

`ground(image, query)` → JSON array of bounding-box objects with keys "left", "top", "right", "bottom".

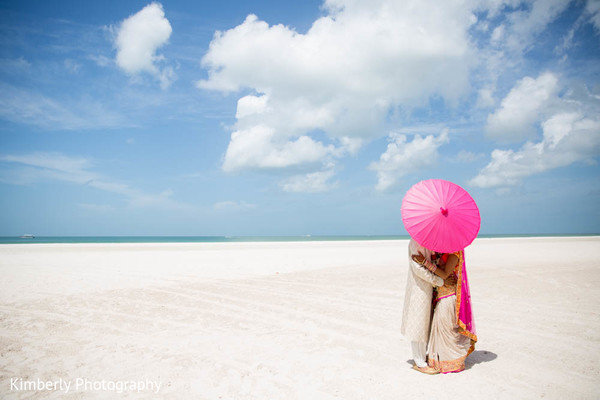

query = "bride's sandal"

[{"left": 412, "top": 365, "right": 439, "bottom": 375}]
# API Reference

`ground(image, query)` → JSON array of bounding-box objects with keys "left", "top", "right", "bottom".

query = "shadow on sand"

[{"left": 465, "top": 350, "right": 498, "bottom": 369}]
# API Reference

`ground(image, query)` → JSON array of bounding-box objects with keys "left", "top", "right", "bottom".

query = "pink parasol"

[{"left": 401, "top": 179, "right": 480, "bottom": 253}]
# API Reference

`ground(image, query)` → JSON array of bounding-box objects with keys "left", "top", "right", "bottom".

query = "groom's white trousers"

[{"left": 411, "top": 341, "right": 427, "bottom": 367}]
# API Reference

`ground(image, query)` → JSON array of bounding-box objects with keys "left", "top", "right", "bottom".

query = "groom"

[{"left": 401, "top": 239, "right": 443, "bottom": 373}]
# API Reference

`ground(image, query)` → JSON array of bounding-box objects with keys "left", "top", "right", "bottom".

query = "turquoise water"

[
  {"left": 0, "top": 235, "right": 407, "bottom": 244},
  {"left": 0, "top": 234, "right": 597, "bottom": 244}
]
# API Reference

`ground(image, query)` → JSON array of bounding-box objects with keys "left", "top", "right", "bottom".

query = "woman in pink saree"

[{"left": 412, "top": 249, "right": 477, "bottom": 374}]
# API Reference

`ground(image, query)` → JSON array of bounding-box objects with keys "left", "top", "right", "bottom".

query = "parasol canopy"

[{"left": 401, "top": 179, "right": 480, "bottom": 253}]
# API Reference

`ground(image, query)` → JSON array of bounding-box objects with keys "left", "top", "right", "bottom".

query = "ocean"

[
  {"left": 0, "top": 234, "right": 597, "bottom": 244},
  {"left": 0, "top": 235, "right": 408, "bottom": 244}
]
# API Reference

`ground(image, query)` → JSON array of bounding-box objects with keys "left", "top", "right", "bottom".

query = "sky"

[{"left": 0, "top": 0, "right": 599, "bottom": 236}]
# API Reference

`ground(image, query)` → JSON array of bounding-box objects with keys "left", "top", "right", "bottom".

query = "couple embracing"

[
  {"left": 401, "top": 238, "right": 477, "bottom": 374},
  {"left": 400, "top": 179, "right": 480, "bottom": 374}
]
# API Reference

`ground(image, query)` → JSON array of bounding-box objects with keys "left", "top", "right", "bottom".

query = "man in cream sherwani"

[{"left": 401, "top": 238, "right": 444, "bottom": 371}]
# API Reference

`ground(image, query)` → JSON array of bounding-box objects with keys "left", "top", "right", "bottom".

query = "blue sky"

[{"left": 0, "top": 0, "right": 599, "bottom": 236}]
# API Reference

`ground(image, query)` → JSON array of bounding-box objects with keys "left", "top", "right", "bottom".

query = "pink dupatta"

[{"left": 455, "top": 250, "right": 478, "bottom": 351}]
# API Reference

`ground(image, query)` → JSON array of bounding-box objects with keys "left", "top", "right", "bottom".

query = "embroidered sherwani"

[{"left": 401, "top": 239, "right": 444, "bottom": 342}]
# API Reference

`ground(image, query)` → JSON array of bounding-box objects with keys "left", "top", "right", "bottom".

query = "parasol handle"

[{"left": 440, "top": 207, "right": 449, "bottom": 217}]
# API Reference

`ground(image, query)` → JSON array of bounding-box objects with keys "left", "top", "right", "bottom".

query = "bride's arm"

[
  {"left": 433, "top": 254, "right": 459, "bottom": 279},
  {"left": 413, "top": 253, "right": 458, "bottom": 279}
]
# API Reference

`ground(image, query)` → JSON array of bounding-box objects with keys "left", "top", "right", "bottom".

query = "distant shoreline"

[{"left": 1, "top": 233, "right": 599, "bottom": 245}]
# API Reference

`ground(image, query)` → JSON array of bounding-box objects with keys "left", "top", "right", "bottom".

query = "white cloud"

[
  {"left": 555, "top": 27, "right": 576, "bottom": 55},
  {"left": 490, "top": 24, "right": 505, "bottom": 44},
  {"left": 1, "top": 152, "right": 91, "bottom": 173},
  {"left": 64, "top": 59, "right": 81, "bottom": 73},
  {"left": 157, "top": 65, "right": 175, "bottom": 90},
  {"left": 477, "top": 87, "right": 497, "bottom": 108},
  {"left": 474, "top": 76, "right": 600, "bottom": 188},
  {"left": 281, "top": 168, "right": 338, "bottom": 193},
  {"left": 0, "top": 83, "right": 132, "bottom": 130},
  {"left": 0, "top": 152, "right": 110, "bottom": 189},
  {"left": 0, "top": 57, "right": 31, "bottom": 71},
  {"left": 456, "top": 150, "right": 485, "bottom": 163},
  {"left": 222, "top": 125, "right": 334, "bottom": 172},
  {"left": 0, "top": 152, "right": 181, "bottom": 209},
  {"left": 502, "top": 0, "right": 573, "bottom": 54},
  {"left": 586, "top": 0, "right": 600, "bottom": 31},
  {"left": 554, "top": 1, "right": 600, "bottom": 57},
  {"left": 369, "top": 130, "right": 449, "bottom": 191},
  {"left": 235, "top": 94, "right": 270, "bottom": 119},
  {"left": 196, "top": 0, "right": 600, "bottom": 192},
  {"left": 114, "top": 2, "right": 174, "bottom": 88},
  {"left": 88, "top": 54, "right": 112, "bottom": 67},
  {"left": 485, "top": 72, "right": 559, "bottom": 143},
  {"left": 198, "top": 0, "right": 477, "bottom": 182},
  {"left": 473, "top": 1, "right": 580, "bottom": 116},
  {"left": 472, "top": 109, "right": 600, "bottom": 188}
]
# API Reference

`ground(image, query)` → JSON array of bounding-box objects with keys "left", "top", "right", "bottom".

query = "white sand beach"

[{"left": 0, "top": 237, "right": 599, "bottom": 399}]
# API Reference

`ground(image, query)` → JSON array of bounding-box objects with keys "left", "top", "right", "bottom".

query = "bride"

[{"left": 412, "top": 249, "right": 477, "bottom": 374}]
